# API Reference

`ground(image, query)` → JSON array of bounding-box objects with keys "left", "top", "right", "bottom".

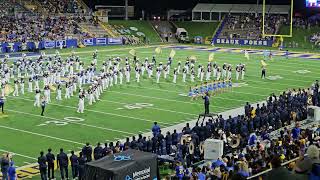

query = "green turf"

[
  {"left": 108, "top": 20, "right": 162, "bottom": 43},
  {"left": 174, "top": 21, "right": 219, "bottom": 39},
  {"left": 1, "top": 45, "right": 320, "bottom": 179}
]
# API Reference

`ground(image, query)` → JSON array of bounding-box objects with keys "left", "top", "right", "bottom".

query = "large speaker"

[
  {"left": 203, "top": 139, "right": 224, "bottom": 160},
  {"left": 307, "top": 106, "right": 320, "bottom": 121}
]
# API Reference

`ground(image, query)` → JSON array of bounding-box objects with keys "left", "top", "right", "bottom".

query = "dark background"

[{"left": 83, "top": 0, "right": 318, "bottom": 18}]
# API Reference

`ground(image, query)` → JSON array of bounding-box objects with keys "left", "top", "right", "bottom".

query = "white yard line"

[
  {"left": 0, "top": 125, "right": 84, "bottom": 145},
  {"left": 9, "top": 96, "right": 174, "bottom": 126},
  {"left": 0, "top": 149, "right": 37, "bottom": 160},
  {"left": 7, "top": 109, "right": 136, "bottom": 136},
  {"left": 99, "top": 99, "right": 196, "bottom": 116},
  {"left": 119, "top": 84, "right": 257, "bottom": 102},
  {"left": 108, "top": 91, "right": 229, "bottom": 109}
]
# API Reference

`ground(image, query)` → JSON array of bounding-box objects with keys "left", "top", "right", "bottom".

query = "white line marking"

[
  {"left": 120, "top": 84, "right": 253, "bottom": 102},
  {"left": 0, "top": 149, "right": 37, "bottom": 160},
  {"left": 9, "top": 96, "right": 174, "bottom": 126},
  {"left": 7, "top": 109, "right": 136, "bottom": 136},
  {"left": 108, "top": 91, "right": 231, "bottom": 110},
  {"left": 99, "top": 99, "right": 195, "bottom": 116},
  {"left": 0, "top": 125, "right": 84, "bottom": 145}
]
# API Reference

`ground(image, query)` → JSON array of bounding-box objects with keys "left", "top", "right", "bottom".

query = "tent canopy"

[{"left": 85, "top": 149, "right": 158, "bottom": 180}]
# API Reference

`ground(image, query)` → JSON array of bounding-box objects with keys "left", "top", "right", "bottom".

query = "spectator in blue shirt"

[
  {"left": 8, "top": 161, "right": 17, "bottom": 180},
  {"left": 292, "top": 123, "right": 301, "bottom": 139},
  {"left": 197, "top": 167, "right": 206, "bottom": 180},
  {"left": 152, "top": 122, "right": 160, "bottom": 137}
]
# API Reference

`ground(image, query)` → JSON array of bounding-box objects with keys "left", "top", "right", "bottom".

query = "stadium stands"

[
  {"left": 218, "top": 14, "right": 286, "bottom": 40},
  {"left": 0, "top": 14, "right": 85, "bottom": 42}
]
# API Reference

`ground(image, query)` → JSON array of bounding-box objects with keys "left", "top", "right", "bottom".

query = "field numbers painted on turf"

[
  {"left": 179, "top": 93, "right": 188, "bottom": 97},
  {"left": 117, "top": 103, "right": 154, "bottom": 110},
  {"left": 294, "top": 70, "right": 311, "bottom": 74},
  {"left": 233, "top": 83, "right": 249, "bottom": 88},
  {"left": 37, "top": 117, "right": 85, "bottom": 126},
  {"left": 267, "top": 75, "right": 283, "bottom": 81}
]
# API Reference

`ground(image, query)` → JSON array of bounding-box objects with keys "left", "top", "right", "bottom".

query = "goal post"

[{"left": 262, "top": 0, "right": 294, "bottom": 38}]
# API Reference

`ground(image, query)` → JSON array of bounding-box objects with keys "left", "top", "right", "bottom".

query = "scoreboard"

[{"left": 306, "top": 0, "right": 320, "bottom": 7}]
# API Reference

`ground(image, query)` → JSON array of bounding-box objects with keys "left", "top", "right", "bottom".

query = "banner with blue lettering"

[
  {"left": 56, "top": 40, "right": 66, "bottom": 48},
  {"left": 95, "top": 38, "right": 107, "bottom": 45},
  {"left": 212, "top": 38, "right": 273, "bottom": 47},
  {"left": 44, "top": 41, "right": 56, "bottom": 49},
  {"left": 108, "top": 37, "right": 123, "bottom": 45},
  {"left": 0, "top": 37, "right": 123, "bottom": 53},
  {"left": 83, "top": 38, "right": 94, "bottom": 46}
]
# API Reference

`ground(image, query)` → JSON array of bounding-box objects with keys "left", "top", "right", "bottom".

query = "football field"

[{"left": 1, "top": 44, "right": 320, "bottom": 176}]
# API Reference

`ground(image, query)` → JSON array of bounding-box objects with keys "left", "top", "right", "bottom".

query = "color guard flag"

[
  {"left": 208, "top": 53, "right": 215, "bottom": 62},
  {"left": 261, "top": 60, "right": 267, "bottom": 67},
  {"left": 129, "top": 49, "right": 136, "bottom": 56},
  {"left": 169, "top": 49, "right": 176, "bottom": 58},
  {"left": 155, "top": 47, "right": 162, "bottom": 54},
  {"left": 189, "top": 55, "right": 197, "bottom": 61}
]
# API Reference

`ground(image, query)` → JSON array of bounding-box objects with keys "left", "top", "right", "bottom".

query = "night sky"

[{"left": 84, "top": 0, "right": 310, "bottom": 16}]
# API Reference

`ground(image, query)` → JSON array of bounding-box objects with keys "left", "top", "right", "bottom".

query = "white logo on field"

[
  {"left": 233, "top": 82, "right": 249, "bottom": 88},
  {"left": 267, "top": 75, "right": 283, "bottom": 81},
  {"left": 117, "top": 103, "right": 154, "bottom": 110},
  {"left": 179, "top": 93, "right": 188, "bottom": 97},
  {"left": 37, "top": 117, "right": 85, "bottom": 126},
  {"left": 294, "top": 70, "right": 311, "bottom": 74}
]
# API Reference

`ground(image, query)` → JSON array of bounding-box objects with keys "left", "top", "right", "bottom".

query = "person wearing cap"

[
  {"left": 0, "top": 96, "right": 4, "bottom": 113},
  {"left": 8, "top": 161, "right": 17, "bottom": 180}
]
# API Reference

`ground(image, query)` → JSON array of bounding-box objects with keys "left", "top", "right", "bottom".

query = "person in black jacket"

[
  {"left": 57, "top": 148, "right": 68, "bottom": 180},
  {"left": 93, "top": 143, "right": 103, "bottom": 160},
  {"left": 38, "top": 151, "right": 47, "bottom": 180},
  {"left": 82, "top": 143, "right": 92, "bottom": 162},
  {"left": 46, "top": 148, "right": 55, "bottom": 180},
  {"left": 78, "top": 152, "right": 86, "bottom": 180},
  {"left": 70, "top": 151, "right": 79, "bottom": 179}
]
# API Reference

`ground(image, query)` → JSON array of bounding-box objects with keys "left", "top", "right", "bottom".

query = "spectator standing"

[
  {"left": 93, "top": 142, "right": 103, "bottom": 160},
  {"left": 57, "top": 148, "right": 69, "bottom": 180},
  {"left": 38, "top": 151, "right": 47, "bottom": 180},
  {"left": 152, "top": 122, "right": 160, "bottom": 137},
  {"left": 46, "top": 148, "right": 55, "bottom": 180},
  {"left": 82, "top": 143, "right": 92, "bottom": 162},
  {"left": 1, "top": 153, "right": 10, "bottom": 180},
  {"left": 0, "top": 96, "right": 4, "bottom": 113},
  {"left": 70, "top": 151, "right": 79, "bottom": 179},
  {"left": 8, "top": 161, "right": 17, "bottom": 180},
  {"left": 78, "top": 152, "right": 86, "bottom": 180}
]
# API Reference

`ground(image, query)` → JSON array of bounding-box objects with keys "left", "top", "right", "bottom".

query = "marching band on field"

[{"left": 0, "top": 49, "right": 247, "bottom": 114}]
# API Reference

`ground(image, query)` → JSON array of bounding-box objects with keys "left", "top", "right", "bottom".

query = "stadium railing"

[{"left": 247, "top": 155, "right": 308, "bottom": 179}]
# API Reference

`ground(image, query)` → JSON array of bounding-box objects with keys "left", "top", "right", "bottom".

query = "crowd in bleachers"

[
  {"left": 37, "top": 0, "right": 84, "bottom": 14},
  {"left": 310, "top": 32, "right": 320, "bottom": 46},
  {"left": 221, "top": 14, "right": 286, "bottom": 40},
  {"left": 0, "top": 14, "right": 85, "bottom": 42}
]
